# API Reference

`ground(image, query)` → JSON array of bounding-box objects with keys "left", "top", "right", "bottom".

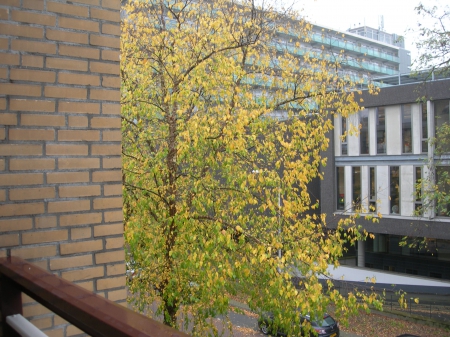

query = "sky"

[{"left": 294, "top": 0, "right": 442, "bottom": 64}]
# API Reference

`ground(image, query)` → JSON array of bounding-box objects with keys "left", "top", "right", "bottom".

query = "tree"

[
  {"left": 121, "top": 0, "right": 381, "bottom": 335},
  {"left": 413, "top": 2, "right": 450, "bottom": 75}
]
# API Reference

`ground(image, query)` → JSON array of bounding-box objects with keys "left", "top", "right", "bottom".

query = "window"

[
  {"left": 337, "top": 167, "right": 345, "bottom": 210},
  {"left": 352, "top": 167, "right": 361, "bottom": 210},
  {"left": 360, "top": 110, "right": 369, "bottom": 154},
  {"left": 402, "top": 104, "right": 412, "bottom": 153},
  {"left": 376, "top": 107, "right": 386, "bottom": 154},
  {"left": 421, "top": 103, "right": 428, "bottom": 153},
  {"left": 341, "top": 116, "right": 347, "bottom": 155},
  {"left": 434, "top": 100, "right": 450, "bottom": 152},
  {"left": 436, "top": 166, "right": 450, "bottom": 216},
  {"left": 390, "top": 166, "right": 400, "bottom": 214},
  {"left": 415, "top": 167, "right": 422, "bottom": 215},
  {"left": 369, "top": 167, "right": 376, "bottom": 212}
]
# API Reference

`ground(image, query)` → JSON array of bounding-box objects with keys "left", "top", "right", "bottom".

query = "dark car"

[{"left": 258, "top": 312, "right": 339, "bottom": 337}]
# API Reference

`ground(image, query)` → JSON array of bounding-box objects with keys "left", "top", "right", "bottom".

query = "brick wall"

[{"left": 0, "top": 0, "right": 124, "bottom": 335}]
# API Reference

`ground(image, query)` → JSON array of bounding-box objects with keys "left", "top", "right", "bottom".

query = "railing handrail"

[{"left": 0, "top": 256, "right": 190, "bottom": 337}]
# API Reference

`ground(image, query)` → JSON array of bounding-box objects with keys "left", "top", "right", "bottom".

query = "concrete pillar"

[{"left": 357, "top": 239, "right": 365, "bottom": 267}]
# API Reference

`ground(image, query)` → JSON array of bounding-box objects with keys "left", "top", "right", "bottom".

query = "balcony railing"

[{"left": 0, "top": 255, "right": 190, "bottom": 337}]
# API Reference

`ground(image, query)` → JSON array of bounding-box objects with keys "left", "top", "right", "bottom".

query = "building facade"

[{"left": 321, "top": 74, "right": 450, "bottom": 280}]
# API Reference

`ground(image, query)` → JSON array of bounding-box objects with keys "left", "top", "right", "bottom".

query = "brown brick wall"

[{"left": 0, "top": 0, "right": 124, "bottom": 335}]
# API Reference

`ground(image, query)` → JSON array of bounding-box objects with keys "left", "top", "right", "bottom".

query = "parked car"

[{"left": 258, "top": 312, "right": 339, "bottom": 337}]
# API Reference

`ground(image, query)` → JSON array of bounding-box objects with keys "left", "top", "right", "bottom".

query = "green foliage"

[{"left": 121, "top": 0, "right": 382, "bottom": 335}]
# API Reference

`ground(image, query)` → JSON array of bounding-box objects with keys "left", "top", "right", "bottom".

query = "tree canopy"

[{"left": 121, "top": 0, "right": 381, "bottom": 335}]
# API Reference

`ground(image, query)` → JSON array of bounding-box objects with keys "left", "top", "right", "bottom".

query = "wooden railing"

[{"left": 0, "top": 256, "right": 190, "bottom": 337}]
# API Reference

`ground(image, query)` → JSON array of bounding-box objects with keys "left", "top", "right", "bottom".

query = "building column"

[{"left": 357, "top": 239, "right": 365, "bottom": 267}]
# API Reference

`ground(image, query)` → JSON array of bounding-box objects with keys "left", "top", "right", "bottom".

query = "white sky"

[{"left": 294, "top": 0, "right": 443, "bottom": 64}]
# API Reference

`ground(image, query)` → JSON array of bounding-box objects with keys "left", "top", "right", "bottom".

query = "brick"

[
  {"left": 28, "top": 317, "right": 52, "bottom": 330},
  {"left": 46, "top": 57, "right": 88, "bottom": 71},
  {"left": 102, "top": 102, "right": 120, "bottom": 115},
  {"left": 93, "top": 197, "right": 122, "bottom": 210},
  {"left": 0, "top": 8, "right": 7, "bottom": 20},
  {"left": 68, "top": 115, "right": 88, "bottom": 127},
  {"left": 90, "top": 88, "right": 119, "bottom": 101},
  {"left": 67, "top": 324, "right": 84, "bottom": 336},
  {"left": 0, "top": 52, "right": 20, "bottom": 65},
  {"left": 0, "top": 234, "right": 19, "bottom": 247},
  {"left": 94, "top": 222, "right": 122, "bottom": 237},
  {"left": 105, "top": 236, "right": 124, "bottom": 249},
  {"left": 90, "top": 34, "right": 119, "bottom": 48},
  {"left": 101, "top": 23, "right": 120, "bottom": 36},
  {"left": 104, "top": 184, "right": 121, "bottom": 196},
  {"left": 59, "top": 101, "right": 99, "bottom": 114},
  {"left": 0, "top": 189, "right": 5, "bottom": 201},
  {"left": 11, "top": 40, "right": 57, "bottom": 54},
  {"left": 90, "top": 8, "right": 120, "bottom": 22},
  {"left": 101, "top": 49, "right": 119, "bottom": 61},
  {"left": 47, "top": 1, "right": 89, "bottom": 17},
  {"left": 58, "top": 17, "right": 99, "bottom": 32},
  {"left": 11, "top": 10, "right": 56, "bottom": 26},
  {"left": 22, "top": 229, "right": 68, "bottom": 244},
  {"left": 46, "top": 144, "right": 88, "bottom": 156},
  {"left": 0, "top": 127, "right": 5, "bottom": 140},
  {"left": 104, "top": 210, "right": 123, "bottom": 223},
  {"left": 91, "top": 116, "right": 121, "bottom": 128},
  {"left": 71, "top": 227, "right": 92, "bottom": 240},
  {"left": 92, "top": 170, "right": 121, "bottom": 182},
  {"left": 0, "top": 83, "right": 41, "bottom": 97},
  {"left": 58, "top": 158, "right": 99, "bottom": 169},
  {"left": 11, "top": 244, "right": 56, "bottom": 259},
  {"left": 0, "top": 202, "right": 44, "bottom": 216},
  {"left": 46, "top": 328, "right": 64, "bottom": 337},
  {"left": 21, "top": 114, "right": 65, "bottom": 126},
  {"left": 0, "top": 173, "right": 43, "bottom": 185},
  {"left": 0, "top": 218, "right": 33, "bottom": 232},
  {"left": 1, "top": 0, "right": 20, "bottom": 6},
  {"left": 97, "top": 275, "right": 123, "bottom": 290},
  {"left": 59, "top": 72, "right": 99, "bottom": 86},
  {"left": 60, "top": 212, "right": 102, "bottom": 226},
  {"left": 92, "top": 144, "right": 121, "bottom": 156},
  {"left": 23, "top": 0, "right": 44, "bottom": 10},
  {"left": 102, "top": 76, "right": 120, "bottom": 88},
  {"left": 0, "top": 144, "right": 42, "bottom": 156},
  {"left": 58, "top": 130, "right": 100, "bottom": 142},
  {"left": 103, "top": 157, "right": 121, "bottom": 169},
  {"left": 72, "top": 0, "right": 99, "bottom": 5},
  {"left": 0, "top": 97, "right": 6, "bottom": 110},
  {"left": 10, "top": 158, "right": 55, "bottom": 170},
  {"left": 0, "top": 38, "right": 8, "bottom": 50},
  {"left": 95, "top": 249, "right": 124, "bottom": 264},
  {"left": 10, "top": 99, "right": 55, "bottom": 112},
  {"left": 59, "top": 185, "right": 101, "bottom": 198},
  {"left": 46, "top": 29, "right": 88, "bottom": 44},
  {"left": 75, "top": 280, "right": 93, "bottom": 291},
  {"left": 0, "top": 23, "right": 43, "bottom": 38},
  {"left": 0, "top": 158, "right": 5, "bottom": 170},
  {"left": 0, "top": 113, "right": 17, "bottom": 125},
  {"left": 0, "top": 68, "right": 6, "bottom": 79},
  {"left": 60, "top": 239, "right": 103, "bottom": 255},
  {"left": 102, "top": 130, "right": 121, "bottom": 142},
  {"left": 9, "top": 128, "right": 55, "bottom": 141},
  {"left": 45, "top": 86, "right": 87, "bottom": 99},
  {"left": 22, "top": 55, "right": 43, "bottom": 67},
  {"left": 35, "top": 216, "right": 57, "bottom": 229},
  {"left": 10, "top": 68, "right": 55, "bottom": 83},
  {"left": 101, "top": 0, "right": 120, "bottom": 10},
  {"left": 59, "top": 44, "right": 99, "bottom": 60},
  {"left": 23, "top": 302, "right": 52, "bottom": 317},
  {"left": 9, "top": 187, "right": 55, "bottom": 200},
  {"left": 107, "top": 288, "right": 127, "bottom": 302},
  {"left": 46, "top": 172, "right": 89, "bottom": 184},
  {"left": 50, "top": 254, "right": 92, "bottom": 270},
  {"left": 90, "top": 61, "right": 118, "bottom": 75},
  {"left": 106, "top": 262, "right": 125, "bottom": 276},
  {"left": 48, "top": 200, "right": 90, "bottom": 213}
]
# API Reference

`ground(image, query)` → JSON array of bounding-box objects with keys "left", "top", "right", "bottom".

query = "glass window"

[
  {"left": 376, "top": 107, "right": 386, "bottom": 154},
  {"left": 436, "top": 166, "right": 450, "bottom": 216},
  {"left": 402, "top": 104, "right": 412, "bottom": 153},
  {"left": 352, "top": 167, "right": 361, "bottom": 211},
  {"left": 337, "top": 167, "right": 345, "bottom": 210},
  {"left": 360, "top": 110, "right": 369, "bottom": 154},
  {"left": 369, "top": 167, "right": 376, "bottom": 212},
  {"left": 434, "top": 100, "right": 450, "bottom": 152},
  {"left": 415, "top": 167, "right": 422, "bottom": 215},
  {"left": 422, "top": 103, "right": 428, "bottom": 153},
  {"left": 390, "top": 166, "right": 400, "bottom": 214},
  {"left": 341, "top": 116, "right": 347, "bottom": 155}
]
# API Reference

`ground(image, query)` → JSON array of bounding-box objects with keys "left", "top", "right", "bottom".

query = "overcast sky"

[{"left": 295, "top": 0, "right": 442, "bottom": 63}]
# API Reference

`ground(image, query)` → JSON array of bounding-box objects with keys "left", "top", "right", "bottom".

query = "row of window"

[{"left": 339, "top": 100, "right": 450, "bottom": 156}]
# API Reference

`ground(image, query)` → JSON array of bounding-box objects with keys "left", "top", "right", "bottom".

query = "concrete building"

[{"left": 321, "top": 72, "right": 450, "bottom": 280}]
